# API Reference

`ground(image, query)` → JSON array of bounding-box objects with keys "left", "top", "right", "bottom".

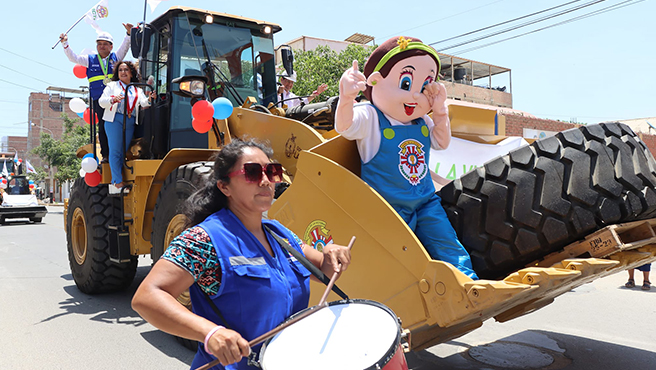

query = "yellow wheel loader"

[{"left": 64, "top": 6, "right": 656, "bottom": 351}]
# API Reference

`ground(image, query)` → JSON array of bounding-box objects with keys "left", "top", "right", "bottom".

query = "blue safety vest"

[
  {"left": 189, "top": 208, "right": 311, "bottom": 370},
  {"left": 87, "top": 53, "right": 118, "bottom": 100},
  {"left": 361, "top": 104, "right": 435, "bottom": 214}
]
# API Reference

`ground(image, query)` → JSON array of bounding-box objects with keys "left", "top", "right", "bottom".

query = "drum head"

[{"left": 260, "top": 300, "right": 400, "bottom": 370}]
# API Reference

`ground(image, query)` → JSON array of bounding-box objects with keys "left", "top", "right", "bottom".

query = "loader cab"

[{"left": 134, "top": 7, "right": 281, "bottom": 157}]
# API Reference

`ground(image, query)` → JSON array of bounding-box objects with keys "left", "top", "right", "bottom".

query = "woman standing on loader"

[{"left": 99, "top": 60, "right": 153, "bottom": 194}]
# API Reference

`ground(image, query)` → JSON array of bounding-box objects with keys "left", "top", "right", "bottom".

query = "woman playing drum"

[{"left": 132, "top": 139, "right": 352, "bottom": 369}]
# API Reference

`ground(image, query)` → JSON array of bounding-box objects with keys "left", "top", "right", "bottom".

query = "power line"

[
  {"left": 450, "top": 0, "right": 642, "bottom": 55},
  {"left": 0, "top": 64, "right": 53, "bottom": 86},
  {"left": 0, "top": 47, "right": 70, "bottom": 74},
  {"left": 377, "top": 0, "right": 507, "bottom": 43},
  {"left": 430, "top": 0, "right": 582, "bottom": 46},
  {"left": 434, "top": 0, "right": 608, "bottom": 52},
  {"left": 0, "top": 78, "right": 41, "bottom": 92}
]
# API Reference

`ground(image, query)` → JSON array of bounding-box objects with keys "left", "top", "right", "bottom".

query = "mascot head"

[{"left": 363, "top": 36, "right": 441, "bottom": 122}]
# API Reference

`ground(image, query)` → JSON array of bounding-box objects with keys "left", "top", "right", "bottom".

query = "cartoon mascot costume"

[{"left": 336, "top": 36, "right": 478, "bottom": 279}]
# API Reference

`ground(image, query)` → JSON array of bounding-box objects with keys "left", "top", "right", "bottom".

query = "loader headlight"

[
  {"left": 172, "top": 75, "right": 209, "bottom": 98},
  {"left": 180, "top": 80, "right": 206, "bottom": 96}
]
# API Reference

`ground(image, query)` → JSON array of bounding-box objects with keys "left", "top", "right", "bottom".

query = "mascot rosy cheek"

[{"left": 335, "top": 36, "right": 478, "bottom": 280}]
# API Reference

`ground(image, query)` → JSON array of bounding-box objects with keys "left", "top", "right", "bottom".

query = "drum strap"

[
  {"left": 265, "top": 226, "right": 349, "bottom": 300},
  {"left": 200, "top": 289, "right": 232, "bottom": 330}
]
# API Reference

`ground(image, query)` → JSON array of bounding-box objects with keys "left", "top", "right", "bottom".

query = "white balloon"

[
  {"left": 81, "top": 156, "right": 97, "bottom": 173},
  {"left": 69, "top": 98, "right": 87, "bottom": 114},
  {"left": 0, "top": 182, "right": 6, "bottom": 189},
  {"left": 79, "top": 168, "right": 87, "bottom": 177}
]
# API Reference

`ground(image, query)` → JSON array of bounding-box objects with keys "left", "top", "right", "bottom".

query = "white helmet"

[
  {"left": 280, "top": 71, "right": 297, "bottom": 83},
  {"left": 96, "top": 32, "right": 113, "bottom": 44}
]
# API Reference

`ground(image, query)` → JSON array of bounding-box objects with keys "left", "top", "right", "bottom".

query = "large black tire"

[
  {"left": 440, "top": 122, "right": 656, "bottom": 279},
  {"left": 66, "top": 177, "right": 138, "bottom": 293},
  {"left": 150, "top": 161, "right": 214, "bottom": 261}
]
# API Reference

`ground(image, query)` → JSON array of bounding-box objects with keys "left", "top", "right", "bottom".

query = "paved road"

[{"left": 1, "top": 207, "right": 655, "bottom": 369}]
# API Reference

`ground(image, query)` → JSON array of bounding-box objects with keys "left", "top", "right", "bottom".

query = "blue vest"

[
  {"left": 189, "top": 208, "right": 311, "bottom": 370},
  {"left": 361, "top": 104, "right": 435, "bottom": 214},
  {"left": 87, "top": 53, "right": 118, "bottom": 99}
]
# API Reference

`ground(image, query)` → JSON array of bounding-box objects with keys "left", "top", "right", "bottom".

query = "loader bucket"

[{"left": 269, "top": 136, "right": 540, "bottom": 349}]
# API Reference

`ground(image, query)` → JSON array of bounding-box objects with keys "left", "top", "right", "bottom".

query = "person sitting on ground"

[
  {"left": 625, "top": 263, "right": 651, "bottom": 290},
  {"left": 59, "top": 23, "right": 133, "bottom": 163},
  {"left": 98, "top": 61, "right": 154, "bottom": 194},
  {"left": 277, "top": 71, "right": 328, "bottom": 109},
  {"left": 132, "top": 139, "right": 352, "bottom": 369}
]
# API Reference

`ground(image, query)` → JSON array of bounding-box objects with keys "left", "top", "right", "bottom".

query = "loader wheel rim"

[
  {"left": 164, "top": 214, "right": 188, "bottom": 248},
  {"left": 71, "top": 208, "right": 87, "bottom": 265},
  {"left": 176, "top": 290, "right": 192, "bottom": 310}
]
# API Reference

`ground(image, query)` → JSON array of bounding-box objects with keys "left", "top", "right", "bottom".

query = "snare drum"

[{"left": 258, "top": 299, "right": 408, "bottom": 370}]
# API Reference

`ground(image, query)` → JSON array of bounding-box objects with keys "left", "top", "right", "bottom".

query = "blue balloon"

[
  {"left": 29, "top": 180, "right": 34, "bottom": 185},
  {"left": 83, "top": 153, "right": 95, "bottom": 160},
  {"left": 77, "top": 112, "right": 84, "bottom": 118},
  {"left": 212, "top": 97, "right": 233, "bottom": 120}
]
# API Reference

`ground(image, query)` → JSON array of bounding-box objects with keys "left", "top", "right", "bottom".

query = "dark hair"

[
  {"left": 111, "top": 61, "right": 140, "bottom": 83},
  {"left": 183, "top": 138, "right": 274, "bottom": 228}
]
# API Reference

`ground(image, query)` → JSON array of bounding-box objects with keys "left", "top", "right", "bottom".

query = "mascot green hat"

[{"left": 363, "top": 36, "right": 441, "bottom": 102}]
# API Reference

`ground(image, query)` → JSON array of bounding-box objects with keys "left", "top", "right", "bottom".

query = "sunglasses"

[{"left": 228, "top": 162, "right": 283, "bottom": 183}]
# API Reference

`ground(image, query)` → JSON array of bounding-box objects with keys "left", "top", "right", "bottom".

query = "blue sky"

[{"left": 1, "top": 0, "right": 654, "bottom": 138}]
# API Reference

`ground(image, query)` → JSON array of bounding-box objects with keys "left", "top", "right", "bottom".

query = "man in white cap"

[
  {"left": 277, "top": 71, "right": 327, "bottom": 109},
  {"left": 59, "top": 23, "right": 133, "bottom": 162}
]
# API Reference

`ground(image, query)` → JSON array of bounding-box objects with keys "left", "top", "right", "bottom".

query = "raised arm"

[
  {"left": 307, "top": 83, "right": 328, "bottom": 103},
  {"left": 424, "top": 81, "right": 451, "bottom": 150},
  {"left": 335, "top": 60, "right": 366, "bottom": 133},
  {"left": 59, "top": 33, "right": 89, "bottom": 67},
  {"left": 114, "top": 23, "right": 134, "bottom": 61}
]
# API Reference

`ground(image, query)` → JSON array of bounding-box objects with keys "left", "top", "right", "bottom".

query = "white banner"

[{"left": 430, "top": 136, "right": 529, "bottom": 181}]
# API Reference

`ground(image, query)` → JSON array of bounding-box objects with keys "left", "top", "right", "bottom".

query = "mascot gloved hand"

[{"left": 335, "top": 36, "right": 478, "bottom": 280}]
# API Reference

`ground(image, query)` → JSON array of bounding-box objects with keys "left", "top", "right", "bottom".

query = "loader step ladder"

[{"left": 107, "top": 185, "right": 133, "bottom": 263}]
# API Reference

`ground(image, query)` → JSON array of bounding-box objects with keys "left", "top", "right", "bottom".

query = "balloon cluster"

[
  {"left": 69, "top": 97, "right": 97, "bottom": 124},
  {"left": 28, "top": 179, "right": 35, "bottom": 190},
  {"left": 191, "top": 97, "right": 233, "bottom": 134},
  {"left": 80, "top": 153, "right": 101, "bottom": 187},
  {"left": 0, "top": 178, "right": 7, "bottom": 190},
  {"left": 13, "top": 157, "right": 22, "bottom": 166}
]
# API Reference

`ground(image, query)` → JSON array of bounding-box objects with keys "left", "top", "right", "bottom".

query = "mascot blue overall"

[{"left": 335, "top": 36, "right": 478, "bottom": 279}]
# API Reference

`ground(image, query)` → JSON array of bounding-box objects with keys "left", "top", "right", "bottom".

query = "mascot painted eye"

[{"left": 399, "top": 71, "right": 413, "bottom": 91}]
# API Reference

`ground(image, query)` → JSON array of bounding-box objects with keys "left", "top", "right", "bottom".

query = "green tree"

[
  {"left": 32, "top": 113, "right": 88, "bottom": 183},
  {"left": 292, "top": 44, "right": 375, "bottom": 101}
]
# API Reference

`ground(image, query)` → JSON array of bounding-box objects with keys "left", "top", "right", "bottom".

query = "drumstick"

[
  {"left": 251, "top": 235, "right": 355, "bottom": 345},
  {"left": 318, "top": 236, "right": 355, "bottom": 307},
  {"left": 195, "top": 236, "right": 356, "bottom": 370}
]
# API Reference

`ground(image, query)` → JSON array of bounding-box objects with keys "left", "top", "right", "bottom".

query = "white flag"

[
  {"left": 147, "top": 0, "right": 169, "bottom": 13},
  {"left": 1, "top": 161, "right": 8, "bottom": 177},
  {"left": 84, "top": 0, "right": 110, "bottom": 34},
  {"left": 26, "top": 160, "right": 37, "bottom": 174}
]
